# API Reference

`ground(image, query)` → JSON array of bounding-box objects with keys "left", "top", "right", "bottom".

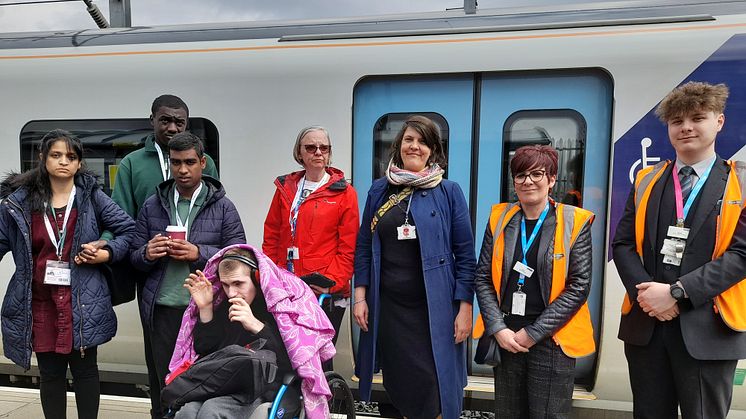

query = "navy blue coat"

[
  {"left": 0, "top": 172, "right": 135, "bottom": 369},
  {"left": 130, "top": 176, "right": 246, "bottom": 328},
  {"left": 354, "top": 178, "right": 476, "bottom": 419}
]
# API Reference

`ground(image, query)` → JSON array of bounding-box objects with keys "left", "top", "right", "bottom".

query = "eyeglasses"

[
  {"left": 513, "top": 170, "right": 546, "bottom": 184},
  {"left": 303, "top": 144, "right": 331, "bottom": 154}
]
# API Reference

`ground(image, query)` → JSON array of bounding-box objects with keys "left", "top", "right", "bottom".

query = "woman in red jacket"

[{"left": 262, "top": 126, "right": 359, "bottom": 369}]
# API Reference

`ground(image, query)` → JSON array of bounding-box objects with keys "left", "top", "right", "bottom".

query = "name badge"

[
  {"left": 667, "top": 226, "right": 690, "bottom": 240},
  {"left": 661, "top": 238, "right": 686, "bottom": 259},
  {"left": 663, "top": 254, "right": 682, "bottom": 266},
  {"left": 511, "top": 291, "right": 526, "bottom": 316},
  {"left": 513, "top": 261, "right": 534, "bottom": 278},
  {"left": 44, "top": 260, "right": 71, "bottom": 286},
  {"left": 287, "top": 247, "right": 300, "bottom": 260},
  {"left": 397, "top": 224, "right": 417, "bottom": 240}
]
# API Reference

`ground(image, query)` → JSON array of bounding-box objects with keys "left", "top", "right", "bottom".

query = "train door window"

[
  {"left": 20, "top": 118, "right": 220, "bottom": 196},
  {"left": 501, "top": 110, "right": 586, "bottom": 206},
  {"left": 372, "top": 112, "right": 449, "bottom": 179}
]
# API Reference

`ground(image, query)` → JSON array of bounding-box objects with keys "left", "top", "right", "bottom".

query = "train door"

[
  {"left": 472, "top": 70, "right": 612, "bottom": 386},
  {"left": 352, "top": 69, "right": 612, "bottom": 389}
]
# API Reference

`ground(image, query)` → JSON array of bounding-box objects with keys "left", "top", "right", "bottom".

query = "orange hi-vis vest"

[
  {"left": 472, "top": 201, "right": 596, "bottom": 358},
  {"left": 622, "top": 160, "right": 746, "bottom": 331}
]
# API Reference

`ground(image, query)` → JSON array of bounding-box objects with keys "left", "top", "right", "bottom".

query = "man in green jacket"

[
  {"left": 110, "top": 94, "right": 218, "bottom": 418},
  {"left": 111, "top": 94, "right": 218, "bottom": 218}
]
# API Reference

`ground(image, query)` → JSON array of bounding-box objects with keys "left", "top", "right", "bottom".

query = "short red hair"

[{"left": 510, "top": 145, "right": 558, "bottom": 178}]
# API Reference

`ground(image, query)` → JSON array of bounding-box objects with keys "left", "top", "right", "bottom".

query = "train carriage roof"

[{"left": 1, "top": 0, "right": 746, "bottom": 49}]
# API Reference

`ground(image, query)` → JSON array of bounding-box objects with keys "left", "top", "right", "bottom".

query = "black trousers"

[
  {"left": 624, "top": 318, "right": 737, "bottom": 419},
  {"left": 149, "top": 304, "right": 188, "bottom": 416},
  {"left": 321, "top": 299, "right": 346, "bottom": 372},
  {"left": 36, "top": 347, "right": 99, "bottom": 419}
]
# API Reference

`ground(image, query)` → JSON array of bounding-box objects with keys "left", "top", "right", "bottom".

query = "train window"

[
  {"left": 19, "top": 118, "right": 220, "bottom": 196},
  {"left": 501, "top": 110, "right": 587, "bottom": 206},
  {"left": 372, "top": 112, "right": 449, "bottom": 179}
]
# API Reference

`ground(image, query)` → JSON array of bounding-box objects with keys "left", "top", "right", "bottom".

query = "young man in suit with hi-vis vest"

[{"left": 613, "top": 81, "right": 746, "bottom": 419}]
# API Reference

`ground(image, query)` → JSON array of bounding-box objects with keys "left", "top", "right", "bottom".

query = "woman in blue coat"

[
  {"left": 353, "top": 115, "right": 476, "bottom": 419},
  {"left": 0, "top": 130, "right": 135, "bottom": 419}
]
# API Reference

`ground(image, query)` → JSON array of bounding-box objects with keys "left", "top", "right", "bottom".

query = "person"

[
  {"left": 174, "top": 248, "right": 295, "bottom": 418},
  {"left": 110, "top": 94, "right": 219, "bottom": 219},
  {"left": 473, "top": 145, "right": 595, "bottom": 418},
  {"left": 0, "top": 130, "right": 135, "bottom": 419},
  {"left": 353, "top": 115, "right": 475, "bottom": 419},
  {"left": 169, "top": 244, "right": 336, "bottom": 419},
  {"left": 129, "top": 132, "right": 245, "bottom": 410},
  {"left": 613, "top": 81, "right": 746, "bottom": 418},
  {"left": 105, "top": 94, "right": 220, "bottom": 418},
  {"left": 262, "top": 126, "right": 358, "bottom": 370}
]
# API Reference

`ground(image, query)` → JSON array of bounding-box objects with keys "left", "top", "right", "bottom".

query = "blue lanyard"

[
  {"left": 674, "top": 159, "right": 716, "bottom": 225},
  {"left": 518, "top": 202, "right": 550, "bottom": 286}
]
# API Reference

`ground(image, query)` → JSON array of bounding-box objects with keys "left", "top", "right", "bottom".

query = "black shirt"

[{"left": 501, "top": 217, "right": 547, "bottom": 331}]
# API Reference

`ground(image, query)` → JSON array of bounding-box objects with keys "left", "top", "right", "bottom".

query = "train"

[{"left": 3, "top": 0, "right": 746, "bottom": 414}]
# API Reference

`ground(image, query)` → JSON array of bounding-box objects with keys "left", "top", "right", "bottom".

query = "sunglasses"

[{"left": 303, "top": 144, "right": 331, "bottom": 154}]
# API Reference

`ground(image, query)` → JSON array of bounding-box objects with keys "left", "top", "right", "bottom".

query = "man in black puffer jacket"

[{"left": 130, "top": 132, "right": 245, "bottom": 407}]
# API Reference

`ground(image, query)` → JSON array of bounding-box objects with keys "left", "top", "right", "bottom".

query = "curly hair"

[{"left": 655, "top": 81, "right": 729, "bottom": 122}]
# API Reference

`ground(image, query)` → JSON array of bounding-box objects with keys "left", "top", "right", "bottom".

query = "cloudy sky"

[{"left": 0, "top": 0, "right": 587, "bottom": 32}]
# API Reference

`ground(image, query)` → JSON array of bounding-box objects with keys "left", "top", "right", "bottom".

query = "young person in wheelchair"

[{"left": 165, "top": 244, "right": 337, "bottom": 419}]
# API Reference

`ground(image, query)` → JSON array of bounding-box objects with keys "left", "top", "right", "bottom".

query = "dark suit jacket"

[{"left": 613, "top": 157, "right": 746, "bottom": 360}]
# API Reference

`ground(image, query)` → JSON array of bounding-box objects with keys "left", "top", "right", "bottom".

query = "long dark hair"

[{"left": 8, "top": 129, "right": 84, "bottom": 212}]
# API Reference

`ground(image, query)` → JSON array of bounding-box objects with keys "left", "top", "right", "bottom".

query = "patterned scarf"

[{"left": 385, "top": 159, "right": 445, "bottom": 189}]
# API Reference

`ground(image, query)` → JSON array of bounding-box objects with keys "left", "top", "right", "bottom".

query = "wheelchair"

[{"left": 262, "top": 294, "right": 356, "bottom": 419}]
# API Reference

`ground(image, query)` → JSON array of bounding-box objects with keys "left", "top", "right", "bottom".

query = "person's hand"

[
  {"left": 353, "top": 299, "right": 368, "bottom": 332},
  {"left": 229, "top": 297, "right": 264, "bottom": 333},
  {"left": 654, "top": 304, "right": 680, "bottom": 321},
  {"left": 453, "top": 301, "right": 472, "bottom": 344},
  {"left": 514, "top": 328, "right": 536, "bottom": 349},
  {"left": 184, "top": 270, "right": 212, "bottom": 309},
  {"left": 495, "top": 328, "right": 530, "bottom": 353},
  {"left": 145, "top": 234, "right": 169, "bottom": 261},
  {"left": 168, "top": 239, "right": 199, "bottom": 262},
  {"left": 309, "top": 284, "right": 330, "bottom": 296},
  {"left": 74, "top": 240, "right": 109, "bottom": 265},
  {"left": 637, "top": 282, "right": 677, "bottom": 317}
]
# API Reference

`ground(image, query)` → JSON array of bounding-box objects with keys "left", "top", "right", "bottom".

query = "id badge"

[
  {"left": 44, "top": 260, "right": 71, "bottom": 286},
  {"left": 397, "top": 224, "right": 417, "bottom": 240},
  {"left": 661, "top": 238, "right": 686, "bottom": 259},
  {"left": 663, "top": 254, "right": 682, "bottom": 266},
  {"left": 511, "top": 291, "right": 526, "bottom": 316},
  {"left": 667, "top": 226, "right": 690, "bottom": 240},
  {"left": 287, "top": 247, "right": 300, "bottom": 260},
  {"left": 513, "top": 261, "right": 534, "bottom": 278}
]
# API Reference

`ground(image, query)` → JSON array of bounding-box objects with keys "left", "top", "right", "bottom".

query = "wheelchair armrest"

[{"left": 282, "top": 372, "right": 298, "bottom": 386}]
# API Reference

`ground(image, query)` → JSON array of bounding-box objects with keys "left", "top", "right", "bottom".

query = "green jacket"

[
  {"left": 103, "top": 134, "right": 218, "bottom": 240},
  {"left": 112, "top": 134, "right": 218, "bottom": 217}
]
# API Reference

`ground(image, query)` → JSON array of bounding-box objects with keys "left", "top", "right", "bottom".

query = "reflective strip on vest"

[
  {"left": 472, "top": 202, "right": 596, "bottom": 358},
  {"left": 624, "top": 160, "right": 746, "bottom": 331}
]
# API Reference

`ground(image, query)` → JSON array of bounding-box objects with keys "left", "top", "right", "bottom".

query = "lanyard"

[
  {"left": 154, "top": 142, "right": 170, "bottom": 182},
  {"left": 288, "top": 173, "right": 329, "bottom": 241},
  {"left": 173, "top": 182, "right": 203, "bottom": 240},
  {"left": 672, "top": 159, "right": 716, "bottom": 227},
  {"left": 43, "top": 185, "right": 76, "bottom": 260},
  {"left": 402, "top": 191, "right": 414, "bottom": 225},
  {"left": 518, "top": 202, "right": 550, "bottom": 286}
]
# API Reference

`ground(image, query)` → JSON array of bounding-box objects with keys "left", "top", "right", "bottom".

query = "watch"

[{"left": 670, "top": 283, "right": 686, "bottom": 301}]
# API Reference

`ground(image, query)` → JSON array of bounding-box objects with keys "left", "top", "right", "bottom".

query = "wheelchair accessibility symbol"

[{"left": 628, "top": 137, "right": 661, "bottom": 184}]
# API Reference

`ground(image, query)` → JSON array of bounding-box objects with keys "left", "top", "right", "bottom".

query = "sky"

[{"left": 0, "top": 0, "right": 587, "bottom": 32}]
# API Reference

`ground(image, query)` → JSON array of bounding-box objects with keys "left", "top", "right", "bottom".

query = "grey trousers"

[
  {"left": 174, "top": 396, "right": 262, "bottom": 419},
  {"left": 493, "top": 337, "right": 576, "bottom": 419}
]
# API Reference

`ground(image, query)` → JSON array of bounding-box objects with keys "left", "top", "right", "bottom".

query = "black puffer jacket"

[{"left": 475, "top": 205, "right": 592, "bottom": 344}]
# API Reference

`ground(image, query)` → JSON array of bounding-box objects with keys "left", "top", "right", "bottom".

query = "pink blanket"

[{"left": 169, "top": 244, "right": 336, "bottom": 418}]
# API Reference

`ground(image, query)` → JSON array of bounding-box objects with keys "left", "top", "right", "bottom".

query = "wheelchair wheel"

[{"left": 325, "top": 371, "right": 355, "bottom": 419}]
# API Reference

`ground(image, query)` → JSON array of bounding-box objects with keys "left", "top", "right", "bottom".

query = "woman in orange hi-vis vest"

[{"left": 473, "top": 144, "right": 595, "bottom": 418}]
